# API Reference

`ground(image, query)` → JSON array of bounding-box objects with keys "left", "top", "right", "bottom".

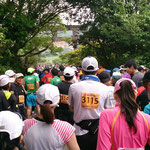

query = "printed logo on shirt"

[
  {"left": 48, "top": 78, "right": 52, "bottom": 82},
  {"left": 81, "top": 92, "right": 100, "bottom": 109},
  {"left": 60, "top": 94, "right": 68, "bottom": 104}
]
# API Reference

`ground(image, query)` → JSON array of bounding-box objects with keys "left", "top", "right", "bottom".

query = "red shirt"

[{"left": 42, "top": 73, "right": 53, "bottom": 84}]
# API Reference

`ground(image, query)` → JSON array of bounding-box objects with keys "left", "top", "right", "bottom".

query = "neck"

[
  {"left": 133, "top": 69, "right": 138, "bottom": 75},
  {"left": 37, "top": 114, "right": 44, "bottom": 120}
]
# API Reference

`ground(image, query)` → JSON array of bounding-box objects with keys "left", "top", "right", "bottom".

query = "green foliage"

[
  {"left": 0, "top": 0, "right": 83, "bottom": 72},
  {"left": 78, "top": 0, "right": 150, "bottom": 69}
]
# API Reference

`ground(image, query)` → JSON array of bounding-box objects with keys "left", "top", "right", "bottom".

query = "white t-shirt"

[
  {"left": 68, "top": 79, "right": 112, "bottom": 135},
  {"left": 23, "top": 119, "right": 75, "bottom": 150},
  {"left": 107, "top": 86, "right": 116, "bottom": 107}
]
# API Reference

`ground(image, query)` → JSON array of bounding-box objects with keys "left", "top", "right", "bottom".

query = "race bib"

[
  {"left": 19, "top": 95, "right": 25, "bottom": 103},
  {"left": 48, "top": 78, "right": 52, "bottom": 82},
  {"left": 81, "top": 92, "right": 100, "bottom": 109},
  {"left": 27, "top": 84, "right": 35, "bottom": 90},
  {"left": 60, "top": 94, "right": 68, "bottom": 104},
  {"left": 60, "top": 76, "right": 65, "bottom": 81}
]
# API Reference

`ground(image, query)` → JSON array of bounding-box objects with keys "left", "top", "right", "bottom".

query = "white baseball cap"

[
  {"left": 37, "top": 84, "right": 60, "bottom": 107},
  {"left": 5, "top": 70, "right": 15, "bottom": 77},
  {"left": 82, "top": 56, "right": 98, "bottom": 72},
  {"left": 64, "top": 67, "right": 75, "bottom": 77},
  {"left": 0, "top": 75, "right": 14, "bottom": 87},
  {"left": 16, "top": 73, "right": 24, "bottom": 78},
  {"left": 72, "top": 66, "right": 78, "bottom": 72},
  {"left": 0, "top": 111, "right": 24, "bottom": 140}
]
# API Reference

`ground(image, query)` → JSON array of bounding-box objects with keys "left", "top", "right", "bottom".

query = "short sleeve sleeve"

[
  {"left": 68, "top": 85, "right": 74, "bottom": 106},
  {"left": 52, "top": 120, "right": 75, "bottom": 144}
]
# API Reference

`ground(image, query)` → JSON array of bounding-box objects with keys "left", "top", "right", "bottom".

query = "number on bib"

[
  {"left": 81, "top": 92, "right": 100, "bottom": 109},
  {"left": 19, "top": 95, "right": 25, "bottom": 103},
  {"left": 60, "top": 94, "right": 68, "bottom": 104},
  {"left": 48, "top": 78, "right": 52, "bottom": 82},
  {"left": 27, "top": 84, "right": 34, "bottom": 90}
]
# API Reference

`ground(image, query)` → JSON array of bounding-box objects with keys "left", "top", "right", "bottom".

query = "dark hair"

[
  {"left": 125, "top": 60, "right": 137, "bottom": 69},
  {"left": 51, "top": 68, "right": 58, "bottom": 76},
  {"left": 64, "top": 76, "right": 74, "bottom": 81},
  {"left": 98, "top": 71, "right": 110, "bottom": 83},
  {"left": 59, "top": 65, "right": 65, "bottom": 71},
  {"left": 40, "top": 101, "right": 54, "bottom": 124},
  {"left": 1, "top": 83, "right": 10, "bottom": 90},
  {"left": 115, "top": 80, "right": 139, "bottom": 133},
  {"left": 0, "top": 132, "right": 20, "bottom": 150},
  {"left": 44, "top": 68, "right": 49, "bottom": 73},
  {"left": 83, "top": 66, "right": 97, "bottom": 75}
]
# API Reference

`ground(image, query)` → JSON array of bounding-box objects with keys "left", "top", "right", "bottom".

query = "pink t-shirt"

[{"left": 97, "top": 103, "right": 150, "bottom": 150}]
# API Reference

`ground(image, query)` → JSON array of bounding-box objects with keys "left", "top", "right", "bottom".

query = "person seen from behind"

[
  {"left": 50, "top": 67, "right": 62, "bottom": 86},
  {"left": 136, "top": 70, "right": 150, "bottom": 112},
  {"left": 0, "top": 75, "right": 17, "bottom": 112},
  {"left": 98, "top": 71, "right": 116, "bottom": 107},
  {"left": 56, "top": 67, "right": 75, "bottom": 125},
  {"left": 24, "top": 67, "right": 40, "bottom": 118},
  {"left": 0, "top": 111, "right": 24, "bottom": 150},
  {"left": 68, "top": 56, "right": 113, "bottom": 150},
  {"left": 97, "top": 78, "right": 150, "bottom": 150},
  {"left": 22, "top": 84, "right": 80, "bottom": 150},
  {"left": 41, "top": 68, "right": 53, "bottom": 84}
]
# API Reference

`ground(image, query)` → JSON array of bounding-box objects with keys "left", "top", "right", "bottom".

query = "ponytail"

[
  {"left": 40, "top": 101, "right": 54, "bottom": 124},
  {"left": 116, "top": 80, "right": 139, "bottom": 133}
]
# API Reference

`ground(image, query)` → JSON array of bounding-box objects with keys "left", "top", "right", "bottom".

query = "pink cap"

[{"left": 114, "top": 78, "right": 137, "bottom": 93}]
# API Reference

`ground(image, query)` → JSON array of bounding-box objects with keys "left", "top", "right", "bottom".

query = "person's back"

[
  {"left": 50, "top": 67, "right": 62, "bottom": 86},
  {"left": 97, "top": 78, "right": 150, "bottom": 150},
  {"left": 24, "top": 74, "right": 37, "bottom": 94},
  {"left": 23, "top": 84, "right": 80, "bottom": 150},
  {"left": 23, "top": 119, "right": 75, "bottom": 150},
  {"left": 68, "top": 56, "right": 111, "bottom": 150},
  {"left": 56, "top": 67, "right": 74, "bottom": 124},
  {"left": 0, "top": 75, "right": 17, "bottom": 112},
  {"left": 97, "top": 104, "right": 150, "bottom": 150},
  {"left": 41, "top": 68, "right": 53, "bottom": 84}
]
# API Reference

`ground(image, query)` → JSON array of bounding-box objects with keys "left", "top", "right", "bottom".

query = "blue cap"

[{"left": 113, "top": 68, "right": 120, "bottom": 73}]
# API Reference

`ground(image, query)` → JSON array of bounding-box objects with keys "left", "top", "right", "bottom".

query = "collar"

[{"left": 81, "top": 75, "right": 100, "bottom": 82}]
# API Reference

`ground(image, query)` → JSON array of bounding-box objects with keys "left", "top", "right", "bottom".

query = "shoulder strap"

[
  {"left": 111, "top": 110, "right": 149, "bottom": 149},
  {"left": 138, "top": 110, "right": 149, "bottom": 146},
  {"left": 0, "top": 91, "right": 11, "bottom": 111},
  {"left": 111, "top": 109, "right": 121, "bottom": 150}
]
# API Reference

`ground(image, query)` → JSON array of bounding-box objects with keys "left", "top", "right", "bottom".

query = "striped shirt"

[{"left": 23, "top": 118, "right": 75, "bottom": 150}]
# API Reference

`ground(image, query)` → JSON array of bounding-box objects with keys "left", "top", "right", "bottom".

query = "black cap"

[
  {"left": 98, "top": 71, "right": 110, "bottom": 83},
  {"left": 143, "top": 70, "right": 150, "bottom": 82}
]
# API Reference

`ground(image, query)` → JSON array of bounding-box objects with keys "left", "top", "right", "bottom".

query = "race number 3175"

[{"left": 81, "top": 92, "right": 100, "bottom": 109}]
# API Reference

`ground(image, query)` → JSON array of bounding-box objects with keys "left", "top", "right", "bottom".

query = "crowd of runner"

[{"left": 0, "top": 56, "right": 150, "bottom": 150}]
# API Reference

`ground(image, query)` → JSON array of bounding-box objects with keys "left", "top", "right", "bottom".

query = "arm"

[
  {"left": 22, "top": 85, "right": 27, "bottom": 95},
  {"left": 97, "top": 112, "right": 111, "bottom": 150},
  {"left": 68, "top": 85, "right": 74, "bottom": 112},
  {"left": 36, "top": 81, "right": 39, "bottom": 91},
  {"left": 67, "top": 133, "right": 80, "bottom": 150}
]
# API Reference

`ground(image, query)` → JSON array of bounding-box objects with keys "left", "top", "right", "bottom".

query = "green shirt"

[
  {"left": 50, "top": 76, "right": 61, "bottom": 86},
  {"left": 24, "top": 75, "right": 40, "bottom": 94}
]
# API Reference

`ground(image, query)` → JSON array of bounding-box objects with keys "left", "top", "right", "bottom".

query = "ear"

[{"left": 114, "top": 93, "right": 120, "bottom": 102}]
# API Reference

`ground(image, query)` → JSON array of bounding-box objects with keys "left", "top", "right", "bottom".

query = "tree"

[
  {"left": 77, "top": 0, "right": 150, "bottom": 68},
  {"left": 0, "top": 0, "right": 87, "bottom": 71}
]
